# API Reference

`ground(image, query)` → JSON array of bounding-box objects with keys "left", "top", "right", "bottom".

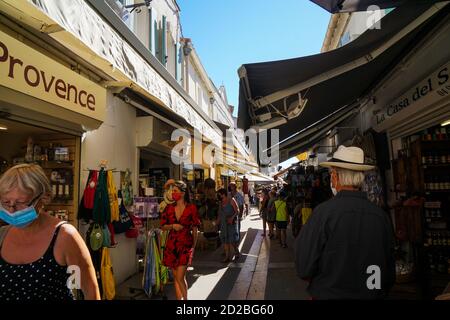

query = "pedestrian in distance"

[
  {"left": 266, "top": 189, "right": 277, "bottom": 239},
  {"left": 294, "top": 145, "right": 396, "bottom": 300},
  {"left": 228, "top": 182, "right": 243, "bottom": 260},
  {"left": 216, "top": 188, "right": 240, "bottom": 263},
  {"left": 274, "top": 191, "right": 289, "bottom": 248},
  {"left": 259, "top": 189, "right": 270, "bottom": 237}
]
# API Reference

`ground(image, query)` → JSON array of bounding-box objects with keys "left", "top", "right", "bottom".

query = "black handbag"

[{"left": 113, "top": 191, "right": 133, "bottom": 234}]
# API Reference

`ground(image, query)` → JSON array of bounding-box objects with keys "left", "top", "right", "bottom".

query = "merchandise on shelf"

[{"left": 134, "top": 197, "right": 160, "bottom": 218}]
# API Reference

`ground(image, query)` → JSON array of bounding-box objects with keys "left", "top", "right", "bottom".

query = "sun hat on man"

[{"left": 320, "top": 145, "right": 374, "bottom": 171}]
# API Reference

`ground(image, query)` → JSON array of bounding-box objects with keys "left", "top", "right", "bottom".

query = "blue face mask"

[{"left": 0, "top": 194, "right": 41, "bottom": 228}]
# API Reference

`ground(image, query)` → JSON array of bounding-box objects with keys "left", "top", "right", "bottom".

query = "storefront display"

[
  {"left": 391, "top": 123, "right": 450, "bottom": 298},
  {"left": 0, "top": 119, "right": 81, "bottom": 226}
]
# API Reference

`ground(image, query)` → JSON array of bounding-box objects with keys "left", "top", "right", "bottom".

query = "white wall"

[
  {"left": 134, "top": 6, "right": 150, "bottom": 49},
  {"left": 340, "top": 10, "right": 387, "bottom": 47},
  {"left": 80, "top": 92, "right": 139, "bottom": 285}
]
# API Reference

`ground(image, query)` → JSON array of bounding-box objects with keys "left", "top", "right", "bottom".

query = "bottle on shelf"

[
  {"left": 429, "top": 252, "right": 436, "bottom": 271},
  {"left": 422, "top": 151, "right": 427, "bottom": 165},
  {"left": 52, "top": 182, "right": 58, "bottom": 200},
  {"left": 25, "top": 137, "right": 34, "bottom": 163},
  {"left": 48, "top": 143, "right": 54, "bottom": 161}
]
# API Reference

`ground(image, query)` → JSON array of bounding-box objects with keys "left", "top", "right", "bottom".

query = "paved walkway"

[{"left": 116, "top": 206, "right": 309, "bottom": 300}]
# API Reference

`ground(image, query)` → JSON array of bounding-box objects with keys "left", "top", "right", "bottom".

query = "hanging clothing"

[
  {"left": 100, "top": 247, "right": 115, "bottom": 300},
  {"left": 78, "top": 170, "right": 97, "bottom": 222},
  {"left": 122, "top": 169, "right": 133, "bottom": 207},
  {"left": 93, "top": 169, "right": 111, "bottom": 225},
  {"left": 107, "top": 171, "right": 120, "bottom": 222},
  {"left": 84, "top": 170, "right": 98, "bottom": 210},
  {"left": 160, "top": 204, "right": 200, "bottom": 268},
  {"left": 0, "top": 223, "right": 74, "bottom": 301}
]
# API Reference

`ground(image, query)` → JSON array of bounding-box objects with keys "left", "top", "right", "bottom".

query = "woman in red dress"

[{"left": 160, "top": 180, "right": 200, "bottom": 300}]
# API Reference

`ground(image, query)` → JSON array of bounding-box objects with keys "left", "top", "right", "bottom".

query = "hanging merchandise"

[
  {"left": 84, "top": 170, "right": 99, "bottom": 209},
  {"left": 102, "top": 224, "right": 111, "bottom": 248},
  {"left": 362, "top": 169, "right": 385, "bottom": 208},
  {"left": 113, "top": 192, "right": 133, "bottom": 234},
  {"left": 142, "top": 229, "right": 167, "bottom": 297},
  {"left": 107, "top": 223, "right": 117, "bottom": 247},
  {"left": 107, "top": 171, "right": 120, "bottom": 222},
  {"left": 125, "top": 213, "right": 142, "bottom": 238},
  {"left": 93, "top": 169, "right": 111, "bottom": 225},
  {"left": 152, "top": 235, "right": 161, "bottom": 295},
  {"left": 90, "top": 223, "right": 104, "bottom": 251},
  {"left": 78, "top": 170, "right": 96, "bottom": 223},
  {"left": 122, "top": 169, "right": 134, "bottom": 207},
  {"left": 101, "top": 247, "right": 116, "bottom": 300},
  {"left": 159, "top": 231, "right": 169, "bottom": 287},
  {"left": 159, "top": 179, "right": 175, "bottom": 213},
  {"left": 142, "top": 231, "right": 155, "bottom": 297}
]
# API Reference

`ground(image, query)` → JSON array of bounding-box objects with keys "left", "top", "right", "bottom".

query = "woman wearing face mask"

[
  {"left": 160, "top": 180, "right": 200, "bottom": 300},
  {"left": 0, "top": 164, "right": 100, "bottom": 301}
]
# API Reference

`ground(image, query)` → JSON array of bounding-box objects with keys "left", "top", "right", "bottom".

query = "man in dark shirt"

[{"left": 294, "top": 145, "right": 396, "bottom": 299}]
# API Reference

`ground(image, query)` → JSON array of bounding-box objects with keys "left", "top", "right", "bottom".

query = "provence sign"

[
  {"left": 0, "top": 30, "right": 106, "bottom": 121},
  {"left": 374, "top": 62, "right": 450, "bottom": 130}
]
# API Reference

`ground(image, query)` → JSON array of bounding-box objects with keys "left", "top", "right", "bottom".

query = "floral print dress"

[{"left": 160, "top": 204, "right": 200, "bottom": 268}]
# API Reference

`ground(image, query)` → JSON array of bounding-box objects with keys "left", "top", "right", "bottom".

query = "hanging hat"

[{"left": 320, "top": 145, "right": 375, "bottom": 171}]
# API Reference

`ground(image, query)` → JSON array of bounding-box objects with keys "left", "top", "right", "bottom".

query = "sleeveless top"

[
  {"left": 0, "top": 223, "right": 74, "bottom": 301},
  {"left": 219, "top": 202, "right": 236, "bottom": 220}
]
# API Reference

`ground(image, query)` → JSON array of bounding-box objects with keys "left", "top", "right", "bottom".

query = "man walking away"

[{"left": 294, "top": 145, "right": 396, "bottom": 300}]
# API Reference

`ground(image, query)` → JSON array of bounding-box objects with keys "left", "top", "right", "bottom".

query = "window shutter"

[
  {"left": 161, "top": 15, "right": 167, "bottom": 66},
  {"left": 149, "top": 7, "right": 158, "bottom": 55},
  {"left": 175, "top": 41, "right": 182, "bottom": 83}
]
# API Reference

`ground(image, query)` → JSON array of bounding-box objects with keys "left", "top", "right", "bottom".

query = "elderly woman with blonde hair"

[{"left": 0, "top": 164, "right": 100, "bottom": 300}]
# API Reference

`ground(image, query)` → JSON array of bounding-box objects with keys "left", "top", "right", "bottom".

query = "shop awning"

[
  {"left": 238, "top": 2, "right": 450, "bottom": 160},
  {"left": 238, "top": 172, "right": 274, "bottom": 184},
  {"left": 309, "top": 0, "right": 447, "bottom": 13}
]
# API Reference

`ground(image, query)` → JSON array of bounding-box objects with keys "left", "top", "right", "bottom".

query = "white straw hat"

[{"left": 320, "top": 145, "right": 375, "bottom": 171}]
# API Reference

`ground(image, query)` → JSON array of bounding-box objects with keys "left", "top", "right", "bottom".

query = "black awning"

[
  {"left": 238, "top": 3, "right": 450, "bottom": 157},
  {"left": 309, "top": 0, "right": 447, "bottom": 13}
]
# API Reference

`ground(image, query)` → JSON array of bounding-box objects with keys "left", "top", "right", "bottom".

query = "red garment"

[
  {"left": 160, "top": 203, "right": 200, "bottom": 268},
  {"left": 242, "top": 178, "right": 249, "bottom": 195}
]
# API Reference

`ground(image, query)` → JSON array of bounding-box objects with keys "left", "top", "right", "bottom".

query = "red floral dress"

[{"left": 160, "top": 203, "right": 201, "bottom": 268}]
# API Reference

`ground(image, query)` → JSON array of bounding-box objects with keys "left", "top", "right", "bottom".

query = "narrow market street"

[
  {"left": 116, "top": 206, "right": 309, "bottom": 300},
  {"left": 1, "top": 0, "right": 450, "bottom": 305}
]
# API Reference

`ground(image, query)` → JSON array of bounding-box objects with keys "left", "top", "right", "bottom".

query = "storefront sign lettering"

[
  {"left": 0, "top": 30, "right": 105, "bottom": 121},
  {"left": 376, "top": 63, "right": 450, "bottom": 126}
]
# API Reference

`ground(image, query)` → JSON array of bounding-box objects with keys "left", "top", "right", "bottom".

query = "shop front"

[
  {"left": 0, "top": 25, "right": 106, "bottom": 229},
  {"left": 362, "top": 24, "right": 450, "bottom": 297}
]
